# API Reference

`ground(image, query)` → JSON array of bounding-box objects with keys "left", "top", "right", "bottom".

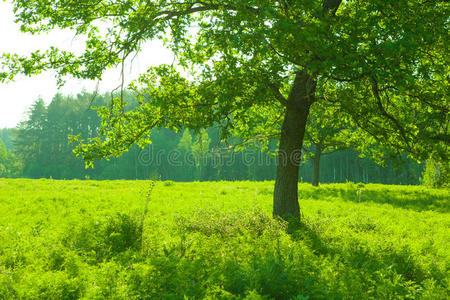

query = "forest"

[{"left": 1, "top": 91, "right": 425, "bottom": 184}]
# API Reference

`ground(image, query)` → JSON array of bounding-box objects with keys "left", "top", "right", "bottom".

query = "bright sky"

[{"left": 0, "top": 1, "right": 174, "bottom": 128}]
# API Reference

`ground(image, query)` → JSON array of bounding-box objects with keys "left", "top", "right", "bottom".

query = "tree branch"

[
  {"left": 322, "top": 0, "right": 343, "bottom": 16},
  {"left": 371, "top": 77, "right": 411, "bottom": 148},
  {"left": 430, "top": 133, "right": 450, "bottom": 144},
  {"left": 269, "top": 83, "right": 288, "bottom": 106}
]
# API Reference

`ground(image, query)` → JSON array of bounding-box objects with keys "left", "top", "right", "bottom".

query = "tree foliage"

[
  {"left": 0, "top": 137, "right": 19, "bottom": 177},
  {"left": 1, "top": 0, "right": 447, "bottom": 160},
  {"left": 421, "top": 153, "right": 449, "bottom": 188}
]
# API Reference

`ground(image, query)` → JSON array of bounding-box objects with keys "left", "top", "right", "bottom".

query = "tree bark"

[
  {"left": 312, "top": 143, "right": 322, "bottom": 187},
  {"left": 273, "top": 71, "right": 315, "bottom": 219}
]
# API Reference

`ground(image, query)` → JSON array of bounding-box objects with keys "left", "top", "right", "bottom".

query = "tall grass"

[{"left": 0, "top": 179, "right": 448, "bottom": 299}]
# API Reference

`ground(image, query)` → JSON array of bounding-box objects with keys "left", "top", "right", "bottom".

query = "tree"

[
  {"left": 176, "top": 129, "right": 197, "bottom": 181},
  {"left": 14, "top": 99, "right": 48, "bottom": 177},
  {"left": 191, "top": 129, "right": 211, "bottom": 180},
  {"left": 303, "top": 100, "right": 350, "bottom": 186},
  {"left": 2, "top": 1, "right": 448, "bottom": 219},
  {"left": 0, "top": 138, "right": 20, "bottom": 177},
  {"left": 0, "top": 139, "right": 8, "bottom": 176},
  {"left": 0, "top": 129, "right": 14, "bottom": 151},
  {"left": 421, "top": 152, "right": 449, "bottom": 188}
]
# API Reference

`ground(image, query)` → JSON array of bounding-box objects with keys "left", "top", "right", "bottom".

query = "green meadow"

[{"left": 0, "top": 179, "right": 449, "bottom": 299}]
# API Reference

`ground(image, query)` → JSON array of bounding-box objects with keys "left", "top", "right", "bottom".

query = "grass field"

[{"left": 0, "top": 179, "right": 449, "bottom": 299}]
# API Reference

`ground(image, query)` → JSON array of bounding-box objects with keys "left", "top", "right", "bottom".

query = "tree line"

[{"left": 0, "top": 91, "right": 425, "bottom": 184}]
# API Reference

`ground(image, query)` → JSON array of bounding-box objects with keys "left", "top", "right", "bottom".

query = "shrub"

[
  {"left": 421, "top": 155, "right": 449, "bottom": 188},
  {"left": 64, "top": 213, "right": 142, "bottom": 263}
]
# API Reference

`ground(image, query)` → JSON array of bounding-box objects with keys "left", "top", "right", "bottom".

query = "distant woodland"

[{"left": 1, "top": 92, "right": 423, "bottom": 184}]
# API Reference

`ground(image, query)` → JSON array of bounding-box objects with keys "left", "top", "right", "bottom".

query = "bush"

[
  {"left": 421, "top": 155, "right": 449, "bottom": 188},
  {"left": 64, "top": 213, "right": 142, "bottom": 263}
]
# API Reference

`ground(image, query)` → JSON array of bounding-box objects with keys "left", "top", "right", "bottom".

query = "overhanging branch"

[{"left": 371, "top": 77, "right": 411, "bottom": 149}]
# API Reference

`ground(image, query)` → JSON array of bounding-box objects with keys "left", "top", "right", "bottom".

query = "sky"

[{"left": 0, "top": 1, "right": 174, "bottom": 128}]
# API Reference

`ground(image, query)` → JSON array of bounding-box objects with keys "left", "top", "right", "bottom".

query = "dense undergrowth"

[{"left": 0, "top": 179, "right": 448, "bottom": 299}]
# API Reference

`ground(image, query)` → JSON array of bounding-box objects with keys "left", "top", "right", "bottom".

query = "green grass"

[{"left": 0, "top": 179, "right": 449, "bottom": 299}]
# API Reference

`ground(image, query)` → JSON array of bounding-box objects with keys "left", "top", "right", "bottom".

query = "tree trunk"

[
  {"left": 312, "top": 143, "right": 322, "bottom": 187},
  {"left": 273, "top": 71, "right": 314, "bottom": 219}
]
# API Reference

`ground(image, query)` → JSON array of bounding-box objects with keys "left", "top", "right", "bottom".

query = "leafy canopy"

[{"left": 1, "top": 0, "right": 448, "bottom": 165}]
